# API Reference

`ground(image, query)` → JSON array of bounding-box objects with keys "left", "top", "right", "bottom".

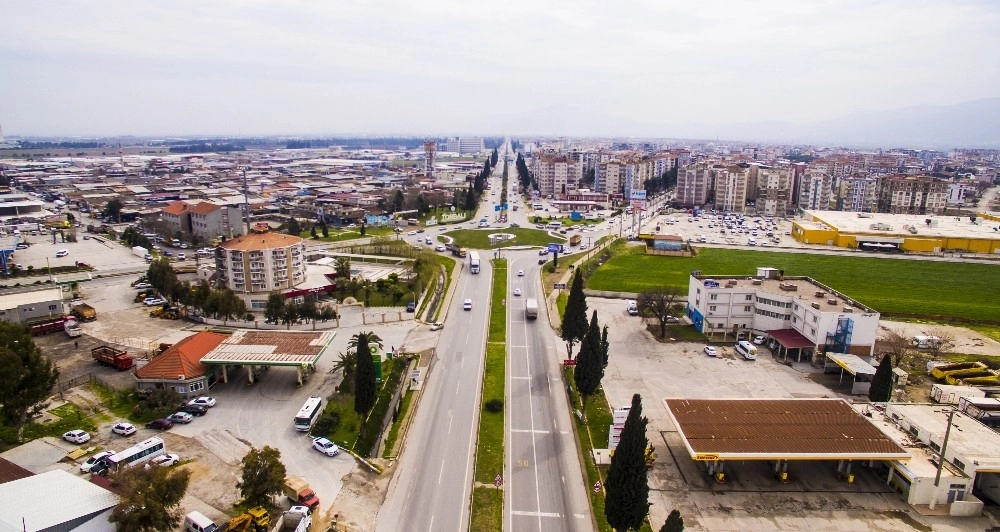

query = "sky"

[{"left": 2, "top": 0, "right": 999, "bottom": 138}]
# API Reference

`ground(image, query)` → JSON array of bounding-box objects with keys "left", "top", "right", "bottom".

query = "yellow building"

[{"left": 791, "top": 210, "right": 1000, "bottom": 254}]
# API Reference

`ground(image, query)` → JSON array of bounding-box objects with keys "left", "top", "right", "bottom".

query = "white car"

[
  {"left": 63, "top": 430, "right": 90, "bottom": 444},
  {"left": 704, "top": 346, "right": 718, "bottom": 357},
  {"left": 579, "top": 244, "right": 589, "bottom": 250},
  {"left": 430, "top": 322, "right": 444, "bottom": 331},
  {"left": 55, "top": 249, "right": 69, "bottom": 257},
  {"left": 149, "top": 453, "right": 181, "bottom": 467},
  {"left": 463, "top": 299, "right": 473, "bottom": 311},
  {"left": 176, "top": 252, "right": 186, "bottom": 260},
  {"left": 187, "top": 396, "right": 217, "bottom": 408},
  {"left": 143, "top": 298, "right": 166, "bottom": 306},
  {"left": 80, "top": 450, "right": 116, "bottom": 472},
  {"left": 167, "top": 412, "right": 194, "bottom": 424},
  {"left": 753, "top": 335, "right": 766, "bottom": 345},
  {"left": 312, "top": 437, "right": 340, "bottom": 456},
  {"left": 111, "top": 422, "right": 137, "bottom": 436},
  {"left": 517, "top": 270, "right": 524, "bottom": 276},
  {"left": 435, "top": 245, "right": 446, "bottom": 252},
  {"left": 133, "top": 283, "right": 152, "bottom": 290},
  {"left": 407, "top": 230, "right": 417, "bottom": 236},
  {"left": 513, "top": 288, "right": 522, "bottom": 296}
]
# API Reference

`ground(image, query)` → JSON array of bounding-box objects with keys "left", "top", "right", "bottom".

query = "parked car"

[
  {"left": 187, "top": 396, "right": 216, "bottom": 408},
  {"left": 406, "top": 302, "right": 416, "bottom": 313},
  {"left": 704, "top": 346, "right": 718, "bottom": 357},
  {"left": 80, "top": 450, "right": 116, "bottom": 473},
  {"left": 149, "top": 453, "right": 180, "bottom": 467},
  {"left": 430, "top": 322, "right": 444, "bottom": 331},
  {"left": 538, "top": 248, "right": 549, "bottom": 255},
  {"left": 167, "top": 412, "right": 194, "bottom": 424},
  {"left": 312, "top": 437, "right": 340, "bottom": 456},
  {"left": 143, "top": 298, "right": 166, "bottom": 306},
  {"left": 63, "top": 430, "right": 90, "bottom": 444},
  {"left": 145, "top": 418, "right": 173, "bottom": 431},
  {"left": 55, "top": 249, "right": 69, "bottom": 257},
  {"left": 753, "top": 335, "right": 766, "bottom": 345},
  {"left": 179, "top": 404, "right": 208, "bottom": 416},
  {"left": 111, "top": 422, "right": 137, "bottom": 436},
  {"left": 176, "top": 253, "right": 186, "bottom": 260},
  {"left": 133, "top": 283, "right": 152, "bottom": 289}
]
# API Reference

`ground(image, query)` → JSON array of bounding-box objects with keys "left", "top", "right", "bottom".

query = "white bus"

[
  {"left": 294, "top": 396, "right": 324, "bottom": 432},
  {"left": 735, "top": 340, "right": 758, "bottom": 361},
  {"left": 107, "top": 436, "right": 166, "bottom": 470},
  {"left": 469, "top": 251, "right": 481, "bottom": 274}
]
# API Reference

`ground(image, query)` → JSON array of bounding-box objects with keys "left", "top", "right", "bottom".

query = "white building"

[
  {"left": 686, "top": 267, "right": 880, "bottom": 362},
  {"left": 0, "top": 287, "right": 64, "bottom": 324},
  {"left": 445, "top": 137, "right": 484, "bottom": 155},
  {"left": 216, "top": 231, "right": 306, "bottom": 298}
]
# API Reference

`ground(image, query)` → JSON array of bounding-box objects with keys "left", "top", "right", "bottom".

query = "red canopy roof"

[{"left": 767, "top": 328, "right": 815, "bottom": 349}]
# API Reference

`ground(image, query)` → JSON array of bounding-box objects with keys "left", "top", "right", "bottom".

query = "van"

[
  {"left": 735, "top": 340, "right": 758, "bottom": 360},
  {"left": 184, "top": 511, "right": 218, "bottom": 532},
  {"left": 547, "top": 221, "right": 562, "bottom": 230},
  {"left": 912, "top": 335, "right": 942, "bottom": 349}
]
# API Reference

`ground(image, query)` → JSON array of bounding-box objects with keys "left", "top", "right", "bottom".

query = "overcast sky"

[{"left": 2, "top": 0, "right": 999, "bottom": 138}]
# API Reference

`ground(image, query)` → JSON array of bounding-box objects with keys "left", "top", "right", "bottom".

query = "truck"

[
  {"left": 64, "top": 317, "right": 83, "bottom": 337},
  {"left": 27, "top": 315, "right": 71, "bottom": 336},
  {"left": 468, "top": 251, "right": 481, "bottom": 274},
  {"left": 71, "top": 303, "right": 97, "bottom": 321},
  {"left": 131, "top": 245, "right": 147, "bottom": 258},
  {"left": 525, "top": 299, "right": 538, "bottom": 320},
  {"left": 282, "top": 476, "right": 319, "bottom": 510},
  {"left": 92, "top": 345, "right": 134, "bottom": 371},
  {"left": 270, "top": 506, "right": 311, "bottom": 532},
  {"left": 446, "top": 242, "right": 467, "bottom": 258},
  {"left": 569, "top": 234, "right": 582, "bottom": 246}
]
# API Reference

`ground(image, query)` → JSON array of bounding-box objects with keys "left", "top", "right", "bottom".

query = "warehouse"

[{"left": 791, "top": 210, "right": 1000, "bottom": 254}]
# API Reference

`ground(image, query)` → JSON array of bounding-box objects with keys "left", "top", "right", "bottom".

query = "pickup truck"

[
  {"left": 64, "top": 318, "right": 83, "bottom": 337},
  {"left": 271, "top": 506, "right": 311, "bottom": 532},
  {"left": 282, "top": 476, "right": 319, "bottom": 510},
  {"left": 92, "top": 346, "right": 134, "bottom": 371}
]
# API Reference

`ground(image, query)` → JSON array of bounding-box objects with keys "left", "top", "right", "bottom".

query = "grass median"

[{"left": 470, "top": 259, "right": 508, "bottom": 531}]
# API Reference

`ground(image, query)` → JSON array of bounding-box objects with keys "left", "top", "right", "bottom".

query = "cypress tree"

[
  {"left": 574, "top": 311, "right": 605, "bottom": 412},
  {"left": 605, "top": 393, "right": 650, "bottom": 532},
  {"left": 868, "top": 354, "right": 893, "bottom": 402},
  {"left": 354, "top": 332, "right": 377, "bottom": 428},
  {"left": 601, "top": 325, "right": 610, "bottom": 368},
  {"left": 660, "top": 509, "right": 684, "bottom": 532},
  {"left": 561, "top": 269, "right": 589, "bottom": 359}
]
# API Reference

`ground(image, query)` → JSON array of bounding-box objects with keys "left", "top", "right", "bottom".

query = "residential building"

[
  {"left": 532, "top": 153, "right": 583, "bottom": 197},
  {"left": 877, "top": 175, "right": 950, "bottom": 215},
  {"left": 840, "top": 176, "right": 879, "bottom": 212},
  {"left": 677, "top": 163, "right": 712, "bottom": 206},
  {"left": 445, "top": 137, "right": 484, "bottom": 155},
  {"left": 162, "top": 200, "right": 244, "bottom": 241},
  {"left": 686, "top": 267, "right": 880, "bottom": 362},
  {"left": 798, "top": 171, "right": 833, "bottom": 210},
  {"left": 755, "top": 166, "right": 793, "bottom": 216},
  {"left": 216, "top": 231, "right": 307, "bottom": 295},
  {"left": 595, "top": 160, "right": 624, "bottom": 195},
  {"left": 713, "top": 165, "right": 750, "bottom": 213}
]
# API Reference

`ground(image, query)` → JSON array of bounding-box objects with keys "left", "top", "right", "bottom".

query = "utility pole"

[{"left": 928, "top": 408, "right": 956, "bottom": 510}]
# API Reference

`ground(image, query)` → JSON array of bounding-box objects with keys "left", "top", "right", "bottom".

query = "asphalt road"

[
  {"left": 504, "top": 255, "right": 591, "bottom": 531},
  {"left": 377, "top": 241, "right": 494, "bottom": 531}
]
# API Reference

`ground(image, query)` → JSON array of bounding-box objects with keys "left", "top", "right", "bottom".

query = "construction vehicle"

[
  {"left": 446, "top": 242, "right": 467, "bottom": 258},
  {"left": 70, "top": 303, "right": 97, "bottom": 321},
  {"left": 224, "top": 507, "right": 270, "bottom": 532},
  {"left": 271, "top": 506, "right": 311, "bottom": 532},
  {"left": 931, "top": 362, "right": 987, "bottom": 381},
  {"left": 150, "top": 306, "right": 182, "bottom": 320},
  {"left": 27, "top": 315, "right": 72, "bottom": 336},
  {"left": 645, "top": 445, "right": 655, "bottom": 469},
  {"left": 92, "top": 345, "right": 134, "bottom": 371},
  {"left": 134, "top": 290, "right": 157, "bottom": 303},
  {"left": 282, "top": 476, "right": 320, "bottom": 510},
  {"left": 569, "top": 234, "right": 582, "bottom": 246}
]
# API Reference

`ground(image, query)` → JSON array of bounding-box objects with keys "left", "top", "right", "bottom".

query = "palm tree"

[
  {"left": 331, "top": 350, "right": 357, "bottom": 393},
  {"left": 348, "top": 331, "right": 384, "bottom": 352}
]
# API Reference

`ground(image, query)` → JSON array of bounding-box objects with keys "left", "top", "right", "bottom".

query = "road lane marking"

[
  {"left": 510, "top": 429, "right": 551, "bottom": 434},
  {"left": 448, "top": 414, "right": 453, "bottom": 434},
  {"left": 511, "top": 376, "right": 530, "bottom": 380},
  {"left": 438, "top": 461, "right": 445, "bottom": 484},
  {"left": 511, "top": 511, "right": 562, "bottom": 518}
]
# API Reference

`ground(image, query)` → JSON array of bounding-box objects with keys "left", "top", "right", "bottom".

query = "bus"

[
  {"left": 294, "top": 396, "right": 324, "bottom": 432},
  {"left": 468, "top": 251, "right": 481, "bottom": 274},
  {"left": 106, "top": 436, "right": 166, "bottom": 470},
  {"left": 735, "top": 340, "right": 758, "bottom": 361}
]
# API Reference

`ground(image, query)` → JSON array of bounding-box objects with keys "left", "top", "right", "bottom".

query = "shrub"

[
  {"left": 485, "top": 398, "right": 504, "bottom": 413},
  {"left": 312, "top": 412, "right": 342, "bottom": 436}
]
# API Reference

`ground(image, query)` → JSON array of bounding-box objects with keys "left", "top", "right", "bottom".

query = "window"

[
  {"left": 746, "top": 295, "right": 752, "bottom": 301},
  {"left": 710, "top": 294, "right": 718, "bottom": 301},
  {"left": 744, "top": 306, "right": 751, "bottom": 312},
  {"left": 709, "top": 305, "right": 716, "bottom": 312},
  {"left": 812, "top": 315, "right": 818, "bottom": 323},
  {"left": 953, "top": 458, "right": 965, "bottom": 470},
  {"left": 49, "top": 305, "right": 57, "bottom": 310},
  {"left": 929, "top": 441, "right": 940, "bottom": 452}
]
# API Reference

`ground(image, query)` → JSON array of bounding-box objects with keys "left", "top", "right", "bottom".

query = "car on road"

[
  {"left": 312, "top": 437, "right": 340, "bottom": 456},
  {"left": 134, "top": 283, "right": 152, "bottom": 289},
  {"left": 435, "top": 245, "right": 446, "bottom": 252},
  {"left": 55, "top": 249, "right": 69, "bottom": 257},
  {"left": 416, "top": 229, "right": 425, "bottom": 233},
  {"left": 149, "top": 453, "right": 181, "bottom": 467},
  {"left": 16, "top": 243, "right": 29, "bottom": 249},
  {"left": 406, "top": 302, "right": 416, "bottom": 313},
  {"left": 513, "top": 288, "right": 522, "bottom": 296},
  {"left": 704, "top": 346, "right": 718, "bottom": 357},
  {"left": 407, "top": 231, "right": 417, "bottom": 236},
  {"left": 538, "top": 248, "right": 549, "bottom": 255},
  {"left": 538, "top": 258, "right": 547, "bottom": 265},
  {"left": 145, "top": 418, "right": 173, "bottom": 431},
  {"left": 111, "top": 422, "right": 137, "bottom": 436},
  {"left": 187, "top": 396, "right": 217, "bottom": 408},
  {"left": 143, "top": 298, "right": 166, "bottom": 306},
  {"left": 63, "top": 430, "right": 90, "bottom": 444},
  {"left": 430, "top": 322, "right": 444, "bottom": 331},
  {"left": 167, "top": 412, "right": 194, "bottom": 424},
  {"left": 517, "top": 270, "right": 524, "bottom": 276},
  {"left": 579, "top": 244, "right": 589, "bottom": 250},
  {"left": 176, "top": 252, "right": 186, "bottom": 260},
  {"left": 179, "top": 404, "right": 208, "bottom": 416},
  {"left": 463, "top": 299, "right": 473, "bottom": 310},
  {"left": 80, "top": 450, "right": 116, "bottom": 473}
]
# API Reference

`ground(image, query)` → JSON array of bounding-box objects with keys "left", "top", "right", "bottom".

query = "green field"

[
  {"left": 587, "top": 247, "right": 1000, "bottom": 323},
  {"left": 445, "top": 228, "right": 565, "bottom": 249}
]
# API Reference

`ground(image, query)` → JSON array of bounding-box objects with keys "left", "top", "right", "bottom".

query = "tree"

[
  {"left": 354, "top": 332, "right": 377, "bottom": 430},
  {"left": 333, "top": 350, "right": 357, "bottom": 393},
  {"left": 416, "top": 193, "right": 429, "bottom": 215},
  {"left": 491, "top": 147, "right": 499, "bottom": 167},
  {"left": 286, "top": 217, "right": 301, "bottom": 236},
  {"left": 264, "top": 292, "right": 285, "bottom": 324},
  {"left": 103, "top": 197, "right": 123, "bottom": 222},
  {"left": 299, "top": 298, "right": 318, "bottom": 326},
  {"left": 464, "top": 186, "right": 477, "bottom": 211},
  {"left": 601, "top": 325, "right": 610, "bottom": 368},
  {"left": 108, "top": 463, "right": 190, "bottom": 532},
  {"left": 237, "top": 446, "right": 287, "bottom": 508},
  {"left": 392, "top": 189, "right": 405, "bottom": 212},
  {"left": 927, "top": 330, "right": 956, "bottom": 358},
  {"left": 334, "top": 257, "right": 352, "bottom": 279},
  {"left": 868, "top": 354, "right": 894, "bottom": 403},
  {"left": 0, "top": 323, "right": 59, "bottom": 441},
  {"left": 281, "top": 300, "right": 300, "bottom": 329},
  {"left": 636, "top": 287, "right": 683, "bottom": 338},
  {"left": 605, "top": 393, "right": 650, "bottom": 532},
  {"left": 574, "top": 311, "right": 605, "bottom": 413},
  {"left": 561, "top": 269, "right": 589, "bottom": 359},
  {"left": 879, "top": 330, "right": 914, "bottom": 368},
  {"left": 660, "top": 509, "right": 684, "bottom": 532}
]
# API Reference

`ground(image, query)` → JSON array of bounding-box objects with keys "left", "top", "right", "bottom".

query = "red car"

[{"left": 145, "top": 418, "right": 173, "bottom": 431}]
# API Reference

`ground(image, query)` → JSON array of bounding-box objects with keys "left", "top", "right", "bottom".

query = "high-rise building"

[
  {"left": 876, "top": 175, "right": 949, "bottom": 215},
  {"left": 445, "top": 137, "right": 484, "bottom": 155},
  {"left": 839, "top": 176, "right": 879, "bottom": 212},
  {"left": 755, "top": 166, "right": 793, "bottom": 216},
  {"left": 677, "top": 163, "right": 712, "bottom": 206},
  {"left": 532, "top": 153, "right": 583, "bottom": 197},
  {"left": 595, "top": 161, "right": 624, "bottom": 195},
  {"left": 713, "top": 165, "right": 750, "bottom": 213},
  {"left": 798, "top": 171, "right": 833, "bottom": 211}
]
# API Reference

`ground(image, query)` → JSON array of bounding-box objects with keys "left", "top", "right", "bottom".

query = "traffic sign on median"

[
  {"left": 494, "top": 473, "right": 503, "bottom": 488},
  {"left": 593, "top": 480, "right": 602, "bottom": 493},
  {"left": 554, "top": 283, "right": 566, "bottom": 289}
]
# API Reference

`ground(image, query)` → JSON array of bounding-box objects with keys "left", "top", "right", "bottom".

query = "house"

[{"left": 134, "top": 331, "right": 229, "bottom": 397}]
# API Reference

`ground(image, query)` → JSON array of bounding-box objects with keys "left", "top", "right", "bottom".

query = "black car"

[
  {"left": 90, "top": 459, "right": 111, "bottom": 477},
  {"left": 146, "top": 418, "right": 173, "bottom": 431},
  {"left": 179, "top": 404, "right": 208, "bottom": 416},
  {"left": 405, "top": 302, "right": 416, "bottom": 313},
  {"left": 538, "top": 259, "right": 547, "bottom": 265}
]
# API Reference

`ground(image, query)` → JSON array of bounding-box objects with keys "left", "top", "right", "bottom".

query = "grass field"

[
  {"left": 445, "top": 228, "right": 565, "bottom": 250},
  {"left": 587, "top": 247, "right": 1000, "bottom": 323}
]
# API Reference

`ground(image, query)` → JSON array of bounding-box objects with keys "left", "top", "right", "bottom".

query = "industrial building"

[
  {"left": 0, "top": 287, "right": 65, "bottom": 325},
  {"left": 792, "top": 210, "right": 1000, "bottom": 254}
]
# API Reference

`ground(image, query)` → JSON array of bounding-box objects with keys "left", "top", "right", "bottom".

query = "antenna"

[{"left": 239, "top": 157, "right": 252, "bottom": 234}]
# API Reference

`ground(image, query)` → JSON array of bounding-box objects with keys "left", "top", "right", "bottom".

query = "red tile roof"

[
  {"left": 0, "top": 457, "right": 33, "bottom": 484},
  {"left": 664, "top": 398, "right": 909, "bottom": 459},
  {"left": 189, "top": 201, "right": 220, "bottom": 215},
  {"left": 135, "top": 332, "right": 229, "bottom": 380},
  {"left": 162, "top": 201, "right": 189, "bottom": 216},
  {"left": 220, "top": 232, "right": 303, "bottom": 252}
]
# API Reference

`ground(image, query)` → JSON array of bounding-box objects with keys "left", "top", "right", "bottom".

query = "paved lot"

[
  {"left": 11, "top": 232, "right": 149, "bottom": 272},
  {"left": 586, "top": 296, "right": 999, "bottom": 531}
]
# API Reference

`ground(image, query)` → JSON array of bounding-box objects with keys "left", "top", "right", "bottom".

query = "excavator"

[{"left": 222, "top": 507, "right": 270, "bottom": 532}]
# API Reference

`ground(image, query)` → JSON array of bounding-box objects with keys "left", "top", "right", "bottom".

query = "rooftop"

[
  {"left": 664, "top": 398, "right": 910, "bottom": 460},
  {"left": 0, "top": 287, "right": 64, "bottom": 310},
  {"left": 692, "top": 273, "right": 876, "bottom": 314},
  {"left": 200, "top": 329, "right": 336, "bottom": 366},
  {"left": 0, "top": 469, "right": 118, "bottom": 532},
  {"left": 801, "top": 209, "right": 1000, "bottom": 240},
  {"left": 220, "top": 232, "right": 304, "bottom": 252},
  {"left": 135, "top": 331, "right": 229, "bottom": 380},
  {"left": 885, "top": 403, "right": 1000, "bottom": 471}
]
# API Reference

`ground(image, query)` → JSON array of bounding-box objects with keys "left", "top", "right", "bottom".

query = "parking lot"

[
  {"left": 585, "top": 296, "right": 997, "bottom": 531},
  {"left": 9, "top": 231, "right": 149, "bottom": 273}
]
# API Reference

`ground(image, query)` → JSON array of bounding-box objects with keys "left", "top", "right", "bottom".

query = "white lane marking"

[
  {"left": 438, "top": 460, "right": 445, "bottom": 484},
  {"left": 510, "top": 429, "right": 551, "bottom": 434},
  {"left": 511, "top": 376, "right": 530, "bottom": 380},
  {"left": 448, "top": 413, "right": 453, "bottom": 435},
  {"left": 510, "top": 511, "right": 562, "bottom": 518}
]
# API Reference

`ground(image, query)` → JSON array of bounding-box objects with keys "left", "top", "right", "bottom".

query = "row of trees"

[
  {"left": 146, "top": 259, "right": 249, "bottom": 321},
  {"left": 515, "top": 152, "right": 534, "bottom": 192},
  {"left": 263, "top": 292, "right": 337, "bottom": 327}
]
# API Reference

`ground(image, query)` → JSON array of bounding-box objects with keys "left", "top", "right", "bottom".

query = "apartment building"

[
  {"left": 686, "top": 267, "right": 880, "bottom": 363},
  {"left": 532, "top": 153, "right": 583, "bottom": 197},
  {"left": 876, "top": 175, "right": 950, "bottom": 215},
  {"left": 677, "top": 162, "right": 712, "bottom": 206},
  {"left": 161, "top": 200, "right": 244, "bottom": 241},
  {"left": 798, "top": 171, "right": 833, "bottom": 211},
  {"left": 839, "top": 176, "right": 879, "bottom": 212},
  {"left": 444, "top": 137, "right": 484, "bottom": 155},
  {"left": 713, "top": 165, "right": 750, "bottom": 213},
  {"left": 755, "top": 166, "right": 793, "bottom": 216},
  {"left": 595, "top": 160, "right": 624, "bottom": 194},
  {"left": 216, "top": 232, "right": 307, "bottom": 299}
]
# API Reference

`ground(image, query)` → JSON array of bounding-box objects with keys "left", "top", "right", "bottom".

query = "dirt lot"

[{"left": 878, "top": 320, "right": 1000, "bottom": 356}]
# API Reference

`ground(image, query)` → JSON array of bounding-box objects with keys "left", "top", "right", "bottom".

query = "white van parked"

[
  {"left": 735, "top": 340, "right": 758, "bottom": 360},
  {"left": 184, "top": 511, "right": 218, "bottom": 532}
]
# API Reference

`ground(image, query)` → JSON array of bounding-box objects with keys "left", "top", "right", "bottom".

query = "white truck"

[
  {"left": 270, "top": 506, "right": 311, "bottom": 532},
  {"left": 131, "top": 245, "right": 147, "bottom": 258},
  {"left": 64, "top": 317, "right": 83, "bottom": 337},
  {"left": 525, "top": 299, "right": 538, "bottom": 320}
]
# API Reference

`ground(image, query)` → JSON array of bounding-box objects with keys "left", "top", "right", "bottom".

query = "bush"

[
  {"left": 485, "top": 398, "right": 504, "bottom": 413},
  {"left": 132, "top": 389, "right": 182, "bottom": 421},
  {"left": 312, "top": 412, "right": 342, "bottom": 436}
]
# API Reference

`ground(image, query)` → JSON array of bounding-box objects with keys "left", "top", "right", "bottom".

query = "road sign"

[
  {"left": 501, "top": 203, "right": 508, "bottom": 210},
  {"left": 554, "top": 283, "right": 566, "bottom": 289},
  {"left": 494, "top": 205, "right": 501, "bottom": 212},
  {"left": 547, "top": 243, "right": 562, "bottom": 253},
  {"left": 593, "top": 480, "right": 602, "bottom": 493},
  {"left": 494, "top": 473, "right": 503, "bottom": 488}
]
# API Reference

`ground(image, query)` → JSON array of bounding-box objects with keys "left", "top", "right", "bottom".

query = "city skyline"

[{"left": 2, "top": 1, "right": 999, "bottom": 143}]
